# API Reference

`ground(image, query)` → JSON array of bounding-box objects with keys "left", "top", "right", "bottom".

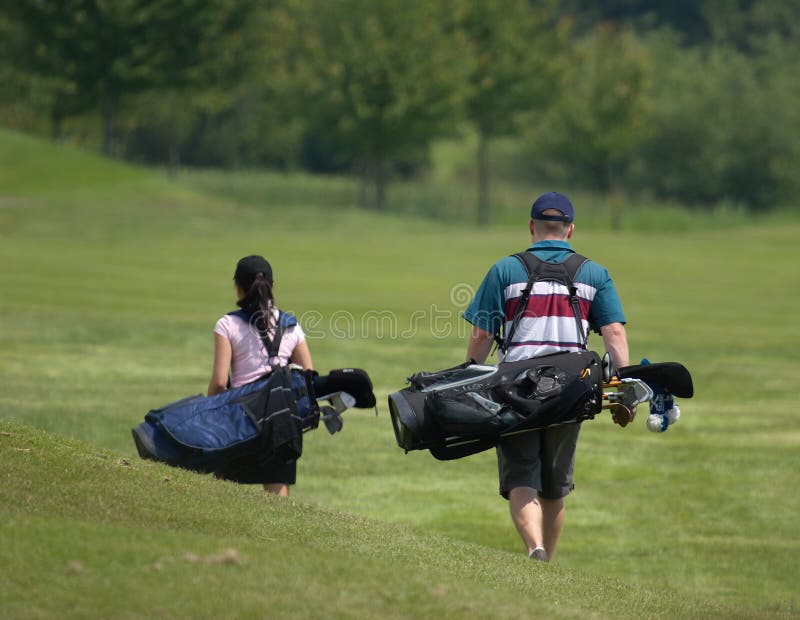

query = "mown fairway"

[{"left": 1, "top": 130, "right": 798, "bottom": 618}]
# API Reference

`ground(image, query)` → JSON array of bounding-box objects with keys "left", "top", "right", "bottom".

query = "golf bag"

[
  {"left": 389, "top": 350, "right": 604, "bottom": 461},
  {"left": 132, "top": 366, "right": 375, "bottom": 475}
]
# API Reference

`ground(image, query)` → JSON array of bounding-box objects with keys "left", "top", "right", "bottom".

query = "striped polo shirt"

[{"left": 463, "top": 241, "right": 626, "bottom": 362}]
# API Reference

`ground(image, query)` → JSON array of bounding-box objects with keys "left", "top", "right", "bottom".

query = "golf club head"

[
  {"left": 320, "top": 406, "right": 344, "bottom": 435},
  {"left": 619, "top": 378, "right": 654, "bottom": 407},
  {"left": 317, "top": 391, "right": 356, "bottom": 414}
]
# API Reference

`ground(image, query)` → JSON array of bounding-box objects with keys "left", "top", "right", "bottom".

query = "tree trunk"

[
  {"left": 51, "top": 105, "right": 64, "bottom": 141},
  {"left": 477, "top": 128, "right": 490, "bottom": 227},
  {"left": 167, "top": 140, "right": 180, "bottom": 179},
  {"left": 607, "top": 161, "right": 623, "bottom": 231},
  {"left": 102, "top": 93, "right": 118, "bottom": 157},
  {"left": 356, "top": 159, "right": 370, "bottom": 207},
  {"left": 373, "top": 159, "right": 388, "bottom": 211}
]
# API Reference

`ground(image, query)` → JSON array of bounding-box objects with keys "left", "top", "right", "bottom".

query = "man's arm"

[
  {"left": 600, "top": 322, "right": 635, "bottom": 426},
  {"left": 600, "top": 322, "right": 629, "bottom": 370},
  {"left": 467, "top": 325, "right": 495, "bottom": 364},
  {"left": 462, "top": 262, "right": 505, "bottom": 365}
]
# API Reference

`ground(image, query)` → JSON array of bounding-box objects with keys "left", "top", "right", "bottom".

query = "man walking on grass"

[{"left": 462, "top": 192, "right": 631, "bottom": 562}]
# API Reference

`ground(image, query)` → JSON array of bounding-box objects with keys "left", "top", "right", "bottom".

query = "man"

[{"left": 462, "top": 191, "right": 630, "bottom": 562}]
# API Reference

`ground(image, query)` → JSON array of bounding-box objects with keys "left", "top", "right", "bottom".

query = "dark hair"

[
  {"left": 532, "top": 217, "right": 571, "bottom": 238},
  {"left": 235, "top": 268, "right": 275, "bottom": 335}
]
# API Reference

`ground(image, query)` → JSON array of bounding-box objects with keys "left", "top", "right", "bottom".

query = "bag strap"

[
  {"left": 497, "top": 251, "right": 589, "bottom": 354},
  {"left": 560, "top": 253, "right": 590, "bottom": 349},
  {"left": 495, "top": 253, "right": 536, "bottom": 354},
  {"left": 228, "top": 309, "right": 297, "bottom": 360}
]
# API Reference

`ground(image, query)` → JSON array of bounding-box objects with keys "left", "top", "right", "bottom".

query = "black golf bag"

[
  {"left": 389, "top": 350, "right": 604, "bottom": 460},
  {"left": 132, "top": 367, "right": 375, "bottom": 476}
]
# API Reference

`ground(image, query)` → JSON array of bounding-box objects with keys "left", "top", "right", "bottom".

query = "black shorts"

[
  {"left": 496, "top": 422, "right": 581, "bottom": 500},
  {"left": 216, "top": 456, "right": 297, "bottom": 485}
]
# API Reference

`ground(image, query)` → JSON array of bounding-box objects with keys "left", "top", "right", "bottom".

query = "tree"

[
  {"left": 702, "top": 0, "right": 800, "bottom": 52},
  {"left": 4, "top": 0, "right": 253, "bottom": 157},
  {"left": 557, "top": 0, "right": 711, "bottom": 44},
  {"left": 535, "top": 23, "right": 652, "bottom": 228},
  {"left": 269, "top": 0, "right": 470, "bottom": 210},
  {"left": 632, "top": 33, "right": 800, "bottom": 210},
  {"left": 458, "top": 0, "right": 562, "bottom": 226}
]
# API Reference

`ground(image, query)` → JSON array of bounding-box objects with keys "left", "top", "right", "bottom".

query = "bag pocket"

[{"left": 426, "top": 390, "right": 522, "bottom": 437}]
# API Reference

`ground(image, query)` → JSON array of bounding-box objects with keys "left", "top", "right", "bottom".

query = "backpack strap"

[
  {"left": 497, "top": 251, "right": 589, "bottom": 354},
  {"left": 227, "top": 309, "right": 297, "bottom": 360}
]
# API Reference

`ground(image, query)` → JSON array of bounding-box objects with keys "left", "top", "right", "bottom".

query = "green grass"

[
  {"left": 1, "top": 420, "right": 740, "bottom": 620},
  {"left": 178, "top": 165, "right": 770, "bottom": 232},
  {"left": 1, "top": 127, "right": 799, "bottom": 618}
]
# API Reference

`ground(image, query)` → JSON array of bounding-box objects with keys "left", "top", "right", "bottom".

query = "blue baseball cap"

[{"left": 530, "top": 192, "right": 574, "bottom": 223}]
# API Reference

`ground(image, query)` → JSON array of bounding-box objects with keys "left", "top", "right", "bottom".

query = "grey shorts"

[{"left": 496, "top": 423, "right": 581, "bottom": 500}]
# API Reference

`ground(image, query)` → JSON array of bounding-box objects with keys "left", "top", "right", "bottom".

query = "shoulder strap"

[
  {"left": 496, "top": 252, "right": 539, "bottom": 354},
  {"left": 561, "top": 253, "right": 589, "bottom": 282},
  {"left": 498, "top": 251, "right": 590, "bottom": 354},
  {"left": 560, "top": 253, "right": 590, "bottom": 348},
  {"left": 278, "top": 311, "right": 298, "bottom": 328},
  {"left": 227, "top": 309, "right": 249, "bottom": 321},
  {"left": 227, "top": 308, "right": 295, "bottom": 360},
  {"left": 267, "top": 311, "right": 298, "bottom": 359}
]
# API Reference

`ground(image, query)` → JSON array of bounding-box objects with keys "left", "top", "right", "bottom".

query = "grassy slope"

[
  {"left": 1, "top": 128, "right": 798, "bottom": 617},
  {"left": 1, "top": 420, "right": 735, "bottom": 620}
]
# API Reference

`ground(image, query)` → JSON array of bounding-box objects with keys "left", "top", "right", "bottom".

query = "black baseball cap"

[
  {"left": 530, "top": 192, "right": 575, "bottom": 223},
  {"left": 234, "top": 255, "right": 273, "bottom": 286}
]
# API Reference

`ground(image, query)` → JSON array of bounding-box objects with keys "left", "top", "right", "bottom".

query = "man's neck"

[{"left": 532, "top": 236, "right": 568, "bottom": 243}]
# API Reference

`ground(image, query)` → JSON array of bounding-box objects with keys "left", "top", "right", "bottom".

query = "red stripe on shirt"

[{"left": 505, "top": 294, "right": 591, "bottom": 320}]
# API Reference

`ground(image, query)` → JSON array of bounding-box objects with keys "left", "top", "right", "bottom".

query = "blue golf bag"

[
  {"left": 132, "top": 366, "right": 317, "bottom": 475},
  {"left": 132, "top": 366, "right": 376, "bottom": 476}
]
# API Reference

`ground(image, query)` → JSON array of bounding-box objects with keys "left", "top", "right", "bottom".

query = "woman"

[{"left": 208, "top": 254, "right": 313, "bottom": 496}]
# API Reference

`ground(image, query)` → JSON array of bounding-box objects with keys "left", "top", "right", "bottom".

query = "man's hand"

[{"left": 610, "top": 403, "right": 637, "bottom": 427}]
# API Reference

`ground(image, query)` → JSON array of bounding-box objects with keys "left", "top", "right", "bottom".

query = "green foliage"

[
  {"left": 457, "top": 0, "right": 563, "bottom": 225},
  {"left": 460, "top": 0, "right": 559, "bottom": 138},
  {"left": 268, "top": 0, "right": 470, "bottom": 209},
  {"left": 3, "top": 1, "right": 800, "bottom": 216},
  {"left": 0, "top": 11, "right": 56, "bottom": 134},
  {"left": 3, "top": 0, "right": 253, "bottom": 154},
  {"left": 702, "top": 0, "right": 800, "bottom": 51},
  {"left": 556, "top": 0, "right": 712, "bottom": 43},
  {"left": 631, "top": 32, "right": 800, "bottom": 209},
  {"left": 533, "top": 23, "right": 653, "bottom": 193}
]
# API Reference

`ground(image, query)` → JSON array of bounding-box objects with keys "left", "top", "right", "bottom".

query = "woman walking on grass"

[{"left": 207, "top": 254, "right": 313, "bottom": 496}]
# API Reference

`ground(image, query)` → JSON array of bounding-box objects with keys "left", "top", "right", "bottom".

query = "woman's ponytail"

[
  {"left": 233, "top": 255, "right": 276, "bottom": 337},
  {"left": 236, "top": 273, "right": 275, "bottom": 335}
]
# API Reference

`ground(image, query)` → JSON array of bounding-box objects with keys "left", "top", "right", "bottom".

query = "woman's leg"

[{"left": 264, "top": 483, "right": 289, "bottom": 496}]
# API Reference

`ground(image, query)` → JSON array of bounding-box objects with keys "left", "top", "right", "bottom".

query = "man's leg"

[
  {"left": 537, "top": 423, "right": 580, "bottom": 561},
  {"left": 540, "top": 497, "right": 565, "bottom": 560},
  {"left": 498, "top": 432, "right": 547, "bottom": 558},
  {"left": 508, "top": 489, "right": 566, "bottom": 560},
  {"left": 508, "top": 486, "right": 544, "bottom": 554}
]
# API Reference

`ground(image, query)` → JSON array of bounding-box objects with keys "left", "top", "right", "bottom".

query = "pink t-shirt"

[{"left": 213, "top": 308, "right": 306, "bottom": 388}]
